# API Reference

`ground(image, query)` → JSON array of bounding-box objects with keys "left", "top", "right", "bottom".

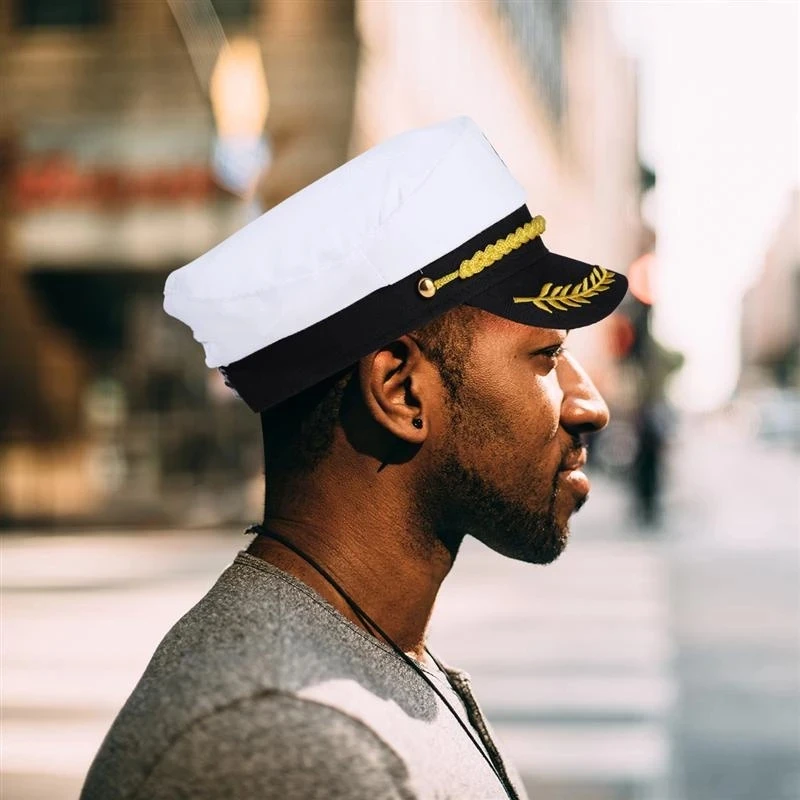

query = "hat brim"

[{"left": 467, "top": 247, "right": 628, "bottom": 330}]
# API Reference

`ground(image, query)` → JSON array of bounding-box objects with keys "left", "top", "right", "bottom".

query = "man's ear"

[{"left": 358, "top": 335, "right": 432, "bottom": 445}]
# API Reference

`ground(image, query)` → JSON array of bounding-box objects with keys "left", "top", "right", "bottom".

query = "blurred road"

[
  {"left": 666, "top": 420, "right": 800, "bottom": 800},
  {"left": 1, "top": 418, "right": 798, "bottom": 800}
]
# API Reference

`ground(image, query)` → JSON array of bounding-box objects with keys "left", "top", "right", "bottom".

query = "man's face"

[{"left": 418, "top": 314, "right": 609, "bottom": 564}]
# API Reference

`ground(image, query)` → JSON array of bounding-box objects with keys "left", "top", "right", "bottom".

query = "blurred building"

[
  {"left": 1, "top": 0, "right": 643, "bottom": 525},
  {"left": 737, "top": 189, "right": 799, "bottom": 446},
  {"left": 0, "top": 0, "right": 357, "bottom": 523},
  {"left": 740, "top": 188, "right": 800, "bottom": 390}
]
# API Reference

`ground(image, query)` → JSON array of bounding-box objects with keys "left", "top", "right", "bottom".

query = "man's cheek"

[{"left": 529, "top": 380, "right": 562, "bottom": 442}]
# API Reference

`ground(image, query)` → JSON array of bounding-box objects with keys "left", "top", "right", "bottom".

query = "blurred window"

[
  {"left": 211, "top": 0, "right": 252, "bottom": 23},
  {"left": 16, "top": 0, "right": 106, "bottom": 27}
]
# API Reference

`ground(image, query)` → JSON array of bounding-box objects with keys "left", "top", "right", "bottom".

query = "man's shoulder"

[
  {"left": 149, "top": 552, "right": 380, "bottom": 683},
  {"left": 83, "top": 691, "right": 415, "bottom": 800},
  {"left": 103, "top": 551, "right": 395, "bottom": 735},
  {"left": 81, "top": 553, "right": 410, "bottom": 800}
]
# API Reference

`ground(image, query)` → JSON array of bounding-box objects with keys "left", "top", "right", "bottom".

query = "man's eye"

[
  {"left": 531, "top": 345, "right": 564, "bottom": 372},
  {"left": 541, "top": 345, "right": 564, "bottom": 361}
]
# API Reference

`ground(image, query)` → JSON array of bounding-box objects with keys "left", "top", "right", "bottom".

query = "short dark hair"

[{"left": 260, "top": 305, "right": 482, "bottom": 475}]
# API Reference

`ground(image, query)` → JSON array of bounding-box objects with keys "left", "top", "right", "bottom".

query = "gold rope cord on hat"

[
  {"left": 512, "top": 266, "right": 616, "bottom": 312},
  {"left": 420, "top": 216, "right": 547, "bottom": 297}
]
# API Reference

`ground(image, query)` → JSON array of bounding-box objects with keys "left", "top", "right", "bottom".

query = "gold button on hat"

[{"left": 417, "top": 277, "right": 437, "bottom": 298}]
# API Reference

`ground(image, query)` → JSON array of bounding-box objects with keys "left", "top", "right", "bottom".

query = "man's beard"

[{"left": 415, "top": 448, "right": 580, "bottom": 565}]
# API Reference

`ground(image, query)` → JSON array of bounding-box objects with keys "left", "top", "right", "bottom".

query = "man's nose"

[{"left": 557, "top": 351, "right": 610, "bottom": 434}]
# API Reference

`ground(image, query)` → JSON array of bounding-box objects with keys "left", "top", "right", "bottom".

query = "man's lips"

[
  {"left": 559, "top": 448, "right": 587, "bottom": 473},
  {"left": 558, "top": 448, "right": 590, "bottom": 497}
]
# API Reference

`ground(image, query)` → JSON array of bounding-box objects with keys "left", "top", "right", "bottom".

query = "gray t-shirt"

[{"left": 81, "top": 552, "right": 527, "bottom": 799}]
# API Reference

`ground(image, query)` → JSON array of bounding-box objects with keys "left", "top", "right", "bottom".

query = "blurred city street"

[
  {"left": 2, "top": 2, "right": 797, "bottom": 799},
  {"left": 2, "top": 416, "right": 797, "bottom": 800}
]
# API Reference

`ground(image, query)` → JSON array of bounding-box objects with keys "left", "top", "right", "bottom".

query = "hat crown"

[{"left": 164, "top": 116, "right": 525, "bottom": 368}]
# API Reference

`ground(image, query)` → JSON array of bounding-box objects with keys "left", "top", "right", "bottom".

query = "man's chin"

[
  {"left": 474, "top": 497, "right": 575, "bottom": 564},
  {"left": 523, "top": 523, "right": 570, "bottom": 565},
  {"left": 475, "top": 516, "right": 570, "bottom": 565}
]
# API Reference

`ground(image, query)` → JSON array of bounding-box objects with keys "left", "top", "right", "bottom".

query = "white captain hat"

[{"left": 164, "top": 116, "right": 627, "bottom": 412}]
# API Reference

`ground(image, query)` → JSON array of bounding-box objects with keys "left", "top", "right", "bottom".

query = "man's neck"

[{"left": 248, "top": 468, "right": 456, "bottom": 660}]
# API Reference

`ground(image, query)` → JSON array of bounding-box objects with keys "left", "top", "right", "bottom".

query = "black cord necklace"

[{"left": 244, "top": 524, "right": 518, "bottom": 800}]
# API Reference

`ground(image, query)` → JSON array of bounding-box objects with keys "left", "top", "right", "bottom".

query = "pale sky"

[{"left": 611, "top": 0, "right": 799, "bottom": 411}]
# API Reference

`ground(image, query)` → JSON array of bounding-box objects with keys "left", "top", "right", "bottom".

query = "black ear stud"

[{"left": 412, "top": 418, "right": 423, "bottom": 429}]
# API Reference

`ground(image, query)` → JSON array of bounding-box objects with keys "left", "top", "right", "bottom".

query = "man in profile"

[{"left": 82, "top": 117, "right": 627, "bottom": 800}]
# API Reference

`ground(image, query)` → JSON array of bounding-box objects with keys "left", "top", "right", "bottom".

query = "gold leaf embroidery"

[{"left": 512, "top": 266, "right": 616, "bottom": 313}]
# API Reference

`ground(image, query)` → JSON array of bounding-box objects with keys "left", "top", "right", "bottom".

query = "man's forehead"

[{"left": 469, "top": 310, "right": 568, "bottom": 344}]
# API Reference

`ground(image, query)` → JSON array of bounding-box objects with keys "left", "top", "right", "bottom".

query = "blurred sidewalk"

[{"left": 1, "top": 416, "right": 798, "bottom": 800}]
